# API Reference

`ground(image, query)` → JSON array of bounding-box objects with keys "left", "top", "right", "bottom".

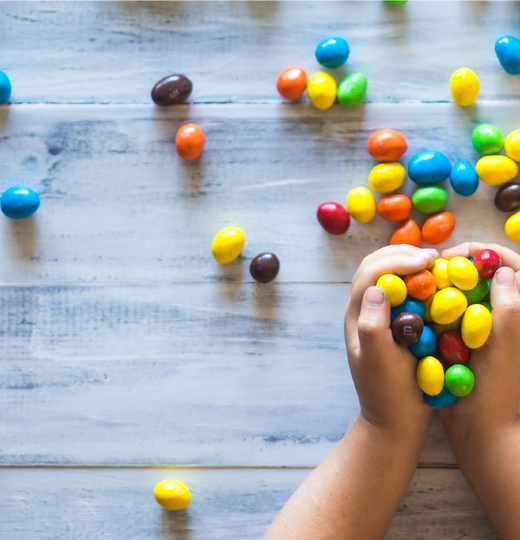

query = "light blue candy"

[
  {"left": 315, "top": 37, "right": 350, "bottom": 69},
  {"left": 424, "top": 383, "right": 458, "bottom": 409},
  {"left": 409, "top": 325, "right": 437, "bottom": 358},
  {"left": 495, "top": 35, "right": 520, "bottom": 75},
  {"left": 408, "top": 151, "right": 451, "bottom": 185},
  {"left": 1, "top": 187, "right": 40, "bottom": 219},
  {"left": 450, "top": 160, "right": 479, "bottom": 197},
  {"left": 391, "top": 298, "right": 426, "bottom": 321},
  {"left": 0, "top": 70, "right": 11, "bottom": 103}
]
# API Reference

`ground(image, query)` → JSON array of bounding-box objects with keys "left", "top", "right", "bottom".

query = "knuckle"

[{"left": 357, "top": 317, "right": 382, "bottom": 338}]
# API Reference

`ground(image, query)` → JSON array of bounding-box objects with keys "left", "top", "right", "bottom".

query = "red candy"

[
  {"left": 404, "top": 269, "right": 437, "bottom": 300},
  {"left": 422, "top": 211, "right": 455, "bottom": 245},
  {"left": 317, "top": 202, "right": 350, "bottom": 234},
  {"left": 390, "top": 219, "right": 421, "bottom": 247},
  {"left": 276, "top": 67, "right": 307, "bottom": 101},
  {"left": 439, "top": 330, "right": 470, "bottom": 365},
  {"left": 176, "top": 123, "right": 205, "bottom": 161},
  {"left": 367, "top": 129, "right": 408, "bottom": 162},
  {"left": 473, "top": 249, "right": 502, "bottom": 279},
  {"left": 377, "top": 194, "right": 412, "bottom": 222}
]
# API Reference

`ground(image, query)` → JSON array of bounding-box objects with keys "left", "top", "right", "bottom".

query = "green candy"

[
  {"left": 461, "top": 278, "right": 489, "bottom": 304},
  {"left": 481, "top": 301, "right": 492, "bottom": 312},
  {"left": 384, "top": 0, "right": 408, "bottom": 4},
  {"left": 337, "top": 73, "right": 367, "bottom": 109},
  {"left": 411, "top": 186, "right": 448, "bottom": 213},
  {"left": 445, "top": 365, "right": 475, "bottom": 397},
  {"left": 471, "top": 124, "right": 504, "bottom": 155}
]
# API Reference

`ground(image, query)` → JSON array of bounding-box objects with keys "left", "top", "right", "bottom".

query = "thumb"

[
  {"left": 490, "top": 266, "right": 520, "bottom": 326},
  {"left": 357, "top": 286, "right": 393, "bottom": 354}
]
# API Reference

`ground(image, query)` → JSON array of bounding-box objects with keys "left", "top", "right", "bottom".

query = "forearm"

[{"left": 263, "top": 414, "right": 429, "bottom": 540}]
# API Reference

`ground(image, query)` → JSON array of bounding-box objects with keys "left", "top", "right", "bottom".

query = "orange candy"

[
  {"left": 367, "top": 129, "right": 408, "bottom": 162},
  {"left": 176, "top": 123, "right": 205, "bottom": 161},
  {"left": 389, "top": 219, "right": 421, "bottom": 247},
  {"left": 404, "top": 269, "right": 437, "bottom": 300},
  {"left": 377, "top": 194, "right": 412, "bottom": 222},
  {"left": 276, "top": 67, "right": 308, "bottom": 100},
  {"left": 422, "top": 211, "right": 456, "bottom": 245}
]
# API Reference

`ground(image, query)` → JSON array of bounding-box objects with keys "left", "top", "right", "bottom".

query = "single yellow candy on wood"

[
  {"left": 505, "top": 129, "right": 520, "bottom": 162},
  {"left": 450, "top": 68, "right": 479, "bottom": 106},
  {"left": 505, "top": 210, "right": 520, "bottom": 241},
  {"left": 417, "top": 356, "right": 444, "bottom": 396},
  {"left": 154, "top": 480, "right": 191, "bottom": 510},
  {"left": 462, "top": 304, "right": 492, "bottom": 349},
  {"left": 376, "top": 274, "right": 407, "bottom": 307},
  {"left": 211, "top": 227, "right": 245, "bottom": 264}
]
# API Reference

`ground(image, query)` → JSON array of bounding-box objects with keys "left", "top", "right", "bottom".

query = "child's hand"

[{"left": 345, "top": 245, "right": 438, "bottom": 434}]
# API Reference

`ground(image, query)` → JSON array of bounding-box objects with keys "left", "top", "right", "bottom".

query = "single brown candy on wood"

[
  {"left": 250, "top": 253, "right": 280, "bottom": 283},
  {"left": 151, "top": 74, "right": 192, "bottom": 106},
  {"left": 495, "top": 182, "right": 520, "bottom": 212},
  {"left": 390, "top": 312, "right": 423, "bottom": 346}
]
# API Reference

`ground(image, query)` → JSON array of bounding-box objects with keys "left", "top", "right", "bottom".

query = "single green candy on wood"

[
  {"left": 384, "top": 0, "right": 408, "bottom": 4},
  {"left": 471, "top": 124, "right": 504, "bottom": 155},
  {"left": 445, "top": 364, "right": 475, "bottom": 397},
  {"left": 337, "top": 73, "right": 367, "bottom": 108},
  {"left": 411, "top": 186, "right": 448, "bottom": 213},
  {"left": 461, "top": 278, "right": 489, "bottom": 305}
]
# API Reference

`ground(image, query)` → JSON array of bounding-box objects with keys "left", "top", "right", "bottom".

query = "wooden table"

[{"left": 0, "top": 1, "right": 517, "bottom": 538}]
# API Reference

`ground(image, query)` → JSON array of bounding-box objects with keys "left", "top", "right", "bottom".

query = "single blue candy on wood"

[
  {"left": 495, "top": 35, "right": 520, "bottom": 75},
  {"left": 408, "top": 151, "right": 451, "bottom": 185},
  {"left": 315, "top": 37, "right": 350, "bottom": 69},
  {"left": 424, "top": 383, "right": 458, "bottom": 409},
  {"left": 1, "top": 187, "right": 40, "bottom": 219},
  {"left": 450, "top": 160, "right": 479, "bottom": 196},
  {"left": 391, "top": 298, "right": 426, "bottom": 320},
  {"left": 409, "top": 325, "right": 437, "bottom": 358},
  {"left": 0, "top": 70, "right": 11, "bottom": 103}
]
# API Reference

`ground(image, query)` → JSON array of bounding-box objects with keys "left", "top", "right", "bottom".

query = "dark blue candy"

[
  {"left": 315, "top": 37, "right": 350, "bottom": 69},
  {"left": 495, "top": 35, "right": 520, "bottom": 75},
  {"left": 391, "top": 298, "right": 426, "bottom": 320},
  {"left": 450, "top": 160, "right": 479, "bottom": 196},
  {"left": 408, "top": 151, "right": 451, "bottom": 185},
  {"left": 409, "top": 325, "right": 437, "bottom": 358},
  {"left": 424, "top": 383, "right": 458, "bottom": 409},
  {"left": 1, "top": 187, "right": 40, "bottom": 219},
  {"left": 0, "top": 70, "right": 11, "bottom": 103}
]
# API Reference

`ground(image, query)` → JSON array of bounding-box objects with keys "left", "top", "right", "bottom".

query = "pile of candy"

[{"left": 376, "top": 248, "right": 501, "bottom": 408}]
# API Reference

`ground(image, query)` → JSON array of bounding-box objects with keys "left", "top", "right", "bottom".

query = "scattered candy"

[
  {"left": 412, "top": 186, "right": 447, "bottom": 214},
  {"left": 496, "top": 182, "right": 520, "bottom": 212},
  {"left": 0, "top": 187, "right": 40, "bottom": 219},
  {"left": 505, "top": 210, "right": 520, "bottom": 241},
  {"left": 152, "top": 74, "right": 192, "bottom": 106},
  {"left": 505, "top": 129, "right": 520, "bottom": 162},
  {"left": 461, "top": 278, "right": 489, "bottom": 305},
  {"left": 471, "top": 124, "right": 504, "bottom": 155},
  {"left": 431, "top": 258, "right": 453, "bottom": 289},
  {"left": 211, "top": 227, "right": 245, "bottom": 264},
  {"left": 0, "top": 70, "right": 11, "bottom": 103},
  {"left": 438, "top": 330, "right": 470, "bottom": 365},
  {"left": 476, "top": 155, "right": 519, "bottom": 186},
  {"left": 390, "top": 219, "right": 421, "bottom": 247},
  {"left": 447, "top": 256, "right": 479, "bottom": 290},
  {"left": 430, "top": 287, "right": 468, "bottom": 325},
  {"left": 445, "top": 364, "right": 475, "bottom": 397},
  {"left": 317, "top": 202, "right": 351, "bottom": 234},
  {"left": 154, "top": 480, "right": 191, "bottom": 510},
  {"left": 250, "top": 253, "right": 280, "bottom": 283},
  {"left": 404, "top": 269, "right": 436, "bottom": 301},
  {"left": 473, "top": 249, "right": 501, "bottom": 279},
  {"left": 450, "top": 160, "right": 479, "bottom": 197},
  {"left": 408, "top": 151, "right": 451, "bottom": 185},
  {"left": 461, "top": 304, "right": 493, "bottom": 349},
  {"left": 307, "top": 72, "right": 337, "bottom": 110},
  {"left": 409, "top": 325, "right": 437, "bottom": 358},
  {"left": 337, "top": 73, "right": 367, "bottom": 108},
  {"left": 495, "top": 35, "right": 520, "bottom": 75},
  {"left": 315, "top": 37, "right": 350, "bottom": 68},
  {"left": 421, "top": 211, "right": 455, "bottom": 245},
  {"left": 376, "top": 274, "right": 407, "bottom": 307},
  {"left": 176, "top": 123, "right": 205, "bottom": 161},
  {"left": 367, "top": 129, "right": 407, "bottom": 162},
  {"left": 450, "top": 68, "right": 479, "bottom": 106},
  {"left": 391, "top": 312, "right": 423, "bottom": 345},
  {"left": 368, "top": 162, "right": 406, "bottom": 193},
  {"left": 391, "top": 298, "right": 426, "bottom": 320},
  {"left": 276, "top": 67, "right": 308, "bottom": 100},
  {"left": 424, "top": 383, "right": 458, "bottom": 409},
  {"left": 417, "top": 356, "right": 444, "bottom": 396},
  {"left": 347, "top": 187, "right": 376, "bottom": 223},
  {"left": 377, "top": 194, "right": 412, "bottom": 222}
]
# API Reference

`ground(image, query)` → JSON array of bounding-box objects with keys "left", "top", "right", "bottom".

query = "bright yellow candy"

[
  {"left": 422, "top": 294, "right": 434, "bottom": 322},
  {"left": 505, "top": 129, "right": 520, "bottom": 162},
  {"left": 368, "top": 162, "right": 406, "bottom": 193},
  {"left": 450, "top": 68, "right": 479, "bottom": 106},
  {"left": 505, "top": 210, "right": 520, "bottom": 241},
  {"left": 476, "top": 155, "right": 519, "bottom": 186},
  {"left": 154, "top": 480, "right": 191, "bottom": 510},
  {"left": 432, "top": 317, "right": 462, "bottom": 336},
  {"left": 307, "top": 72, "right": 337, "bottom": 110},
  {"left": 376, "top": 274, "right": 407, "bottom": 307},
  {"left": 417, "top": 356, "right": 444, "bottom": 396},
  {"left": 431, "top": 258, "right": 452, "bottom": 289},
  {"left": 211, "top": 227, "right": 245, "bottom": 264},
  {"left": 430, "top": 287, "right": 468, "bottom": 325},
  {"left": 447, "top": 256, "right": 479, "bottom": 291},
  {"left": 462, "top": 304, "right": 492, "bottom": 349},
  {"left": 347, "top": 187, "right": 376, "bottom": 223}
]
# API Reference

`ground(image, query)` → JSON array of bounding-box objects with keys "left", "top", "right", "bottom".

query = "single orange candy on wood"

[
  {"left": 377, "top": 194, "right": 412, "bottom": 222},
  {"left": 422, "top": 211, "right": 456, "bottom": 245},
  {"left": 389, "top": 219, "right": 421, "bottom": 247},
  {"left": 404, "top": 269, "right": 437, "bottom": 301},
  {"left": 176, "top": 123, "right": 205, "bottom": 161},
  {"left": 276, "top": 67, "right": 308, "bottom": 101},
  {"left": 367, "top": 129, "right": 408, "bottom": 162}
]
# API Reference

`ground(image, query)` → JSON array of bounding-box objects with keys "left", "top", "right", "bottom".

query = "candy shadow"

[
  {"left": 6, "top": 215, "right": 39, "bottom": 260},
  {"left": 250, "top": 281, "right": 280, "bottom": 322},
  {"left": 245, "top": 1, "right": 279, "bottom": 20},
  {"left": 0, "top": 104, "right": 11, "bottom": 130},
  {"left": 161, "top": 508, "right": 192, "bottom": 540}
]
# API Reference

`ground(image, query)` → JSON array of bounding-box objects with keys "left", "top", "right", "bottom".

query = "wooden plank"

[
  {"left": 0, "top": 467, "right": 498, "bottom": 539},
  {"left": 1, "top": 1, "right": 520, "bottom": 105}
]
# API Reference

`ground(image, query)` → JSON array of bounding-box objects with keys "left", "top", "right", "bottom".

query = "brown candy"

[
  {"left": 495, "top": 182, "right": 520, "bottom": 212},
  {"left": 151, "top": 74, "right": 192, "bottom": 106},
  {"left": 390, "top": 312, "right": 423, "bottom": 346},
  {"left": 250, "top": 253, "right": 280, "bottom": 283}
]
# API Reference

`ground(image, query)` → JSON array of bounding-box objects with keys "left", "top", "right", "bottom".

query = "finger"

[
  {"left": 490, "top": 267, "right": 520, "bottom": 321},
  {"left": 443, "top": 242, "right": 520, "bottom": 273}
]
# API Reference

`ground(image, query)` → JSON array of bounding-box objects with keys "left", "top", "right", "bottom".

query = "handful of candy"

[{"left": 376, "top": 249, "right": 502, "bottom": 409}]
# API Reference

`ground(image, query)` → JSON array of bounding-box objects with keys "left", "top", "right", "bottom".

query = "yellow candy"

[
  {"left": 422, "top": 294, "right": 434, "bottom": 322},
  {"left": 307, "top": 72, "right": 337, "bottom": 110},
  {"left": 347, "top": 187, "right": 376, "bottom": 223},
  {"left": 432, "top": 317, "right": 462, "bottom": 336},
  {"left": 431, "top": 258, "right": 452, "bottom": 289},
  {"left": 368, "top": 162, "right": 406, "bottom": 193},
  {"left": 505, "top": 210, "right": 520, "bottom": 241},
  {"left": 447, "top": 256, "right": 479, "bottom": 291},
  {"left": 505, "top": 129, "right": 520, "bottom": 162},
  {"left": 462, "top": 304, "right": 492, "bottom": 349},
  {"left": 376, "top": 274, "right": 407, "bottom": 307},
  {"left": 211, "top": 227, "right": 245, "bottom": 264},
  {"left": 154, "top": 480, "right": 191, "bottom": 510},
  {"left": 430, "top": 287, "right": 468, "bottom": 325},
  {"left": 450, "top": 68, "right": 479, "bottom": 106},
  {"left": 476, "top": 155, "right": 519, "bottom": 186},
  {"left": 417, "top": 356, "right": 444, "bottom": 396}
]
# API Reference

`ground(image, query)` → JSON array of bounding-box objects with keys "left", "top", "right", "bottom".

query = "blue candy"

[
  {"left": 391, "top": 298, "right": 426, "bottom": 321},
  {"left": 450, "top": 160, "right": 479, "bottom": 196},
  {"left": 315, "top": 37, "right": 350, "bottom": 69},
  {"left": 0, "top": 70, "right": 11, "bottom": 103},
  {"left": 424, "top": 383, "right": 458, "bottom": 409},
  {"left": 408, "top": 151, "right": 451, "bottom": 185},
  {"left": 495, "top": 35, "right": 520, "bottom": 75},
  {"left": 409, "top": 325, "right": 437, "bottom": 358},
  {"left": 1, "top": 187, "right": 40, "bottom": 219}
]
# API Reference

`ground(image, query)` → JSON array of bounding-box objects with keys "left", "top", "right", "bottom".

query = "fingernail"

[
  {"left": 366, "top": 287, "right": 385, "bottom": 307},
  {"left": 420, "top": 249, "right": 438, "bottom": 261},
  {"left": 496, "top": 267, "right": 515, "bottom": 287}
]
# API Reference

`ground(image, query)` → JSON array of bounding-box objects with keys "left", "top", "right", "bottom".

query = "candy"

[
  {"left": 438, "top": 330, "right": 470, "bottom": 365},
  {"left": 417, "top": 356, "right": 444, "bottom": 396},
  {"left": 431, "top": 258, "right": 453, "bottom": 289},
  {"left": 422, "top": 211, "right": 455, "bottom": 245},
  {"left": 447, "top": 256, "right": 479, "bottom": 290},
  {"left": 412, "top": 186, "right": 447, "bottom": 214},
  {"left": 317, "top": 202, "right": 350, "bottom": 234},
  {"left": 250, "top": 253, "right": 280, "bottom": 283},
  {"left": 276, "top": 67, "right": 307, "bottom": 100},
  {"left": 315, "top": 37, "right": 350, "bottom": 68},
  {"left": 390, "top": 219, "right": 421, "bottom": 247},
  {"left": 422, "top": 294, "right": 434, "bottom": 322},
  {"left": 367, "top": 129, "right": 407, "bottom": 162},
  {"left": 347, "top": 187, "right": 376, "bottom": 223},
  {"left": 368, "top": 163, "right": 406, "bottom": 193},
  {"left": 445, "top": 365, "right": 475, "bottom": 397},
  {"left": 176, "top": 123, "right": 205, "bottom": 161},
  {"left": 481, "top": 301, "right": 492, "bottom": 312},
  {"left": 495, "top": 182, "right": 520, "bottom": 212},
  {"left": 432, "top": 317, "right": 462, "bottom": 336},
  {"left": 376, "top": 274, "right": 407, "bottom": 307},
  {"left": 450, "top": 68, "right": 479, "bottom": 106},
  {"left": 152, "top": 74, "right": 192, "bottom": 106},
  {"left": 408, "top": 151, "right": 451, "bottom": 185},
  {"left": 450, "top": 160, "right": 479, "bottom": 197},
  {"left": 505, "top": 130, "right": 520, "bottom": 162},
  {"left": 0, "top": 187, "right": 40, "bottom": 219},
  {"left": 471, "top": 124, "right": 504, "bottom": 155},
  {"left": 505, "top": 211, "right": 520, "bottom": 241},
  {"left": 307, "top": 72, "right": 337, "bottom": 110},
  {"left": 391, "top": 312, "right": 423, "bottom": 345},
  {"left": 384, "top": 0, "right": 408, "bottom": 4},
  {"left": 430, "top": 287, "right": 468, "bottom": 325},
  {"left": 476, "top": 155, "right": 518, "bottom": 186},
  {"left": 337, "top": 73, "right": 367, "bottom": 108},
  {"left": 410, "top": 326, "right": 438, "bottom": 358},
  {"left": 495, "top": 35, "right": 520, "bottom": 75},
  {"left": 424, "top": 384, "right": 458, "bottom": 409},
  {"left": 461, "top": 278, "right": 489, "bottom": 305},
  {"left": 404, "top": 269, "right": 436, "bottom": 301},
  {"left": 473, "top": 249, "right": 501, "bottom": 279},
  {"left": 0, "top": 70, "right": 11, "bottom": 103},
  {"left": 462, "top": 304, "right": 492, "bottom": 349},
  {"left": 377, "top": 194, "right": 412, "bottom": 222},
  {"left": 154, "top": 480, "right": 191, "bottom": 510},
  {"left": 211, "top": 227, "right": 245, "bottom": 264},
  {"left": 391, "top": 298, "right": 426, "bottom": 320}
]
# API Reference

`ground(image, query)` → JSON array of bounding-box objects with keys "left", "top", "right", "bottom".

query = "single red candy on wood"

[
  {"left": 473, "top": 249, "right": 502, "bottom": 279},
  {"left": 317, "top": 202, "right": 350, "bottom": 234},
  {"left": 439, "top": 330, "right": 470, "bottom": 365}
]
